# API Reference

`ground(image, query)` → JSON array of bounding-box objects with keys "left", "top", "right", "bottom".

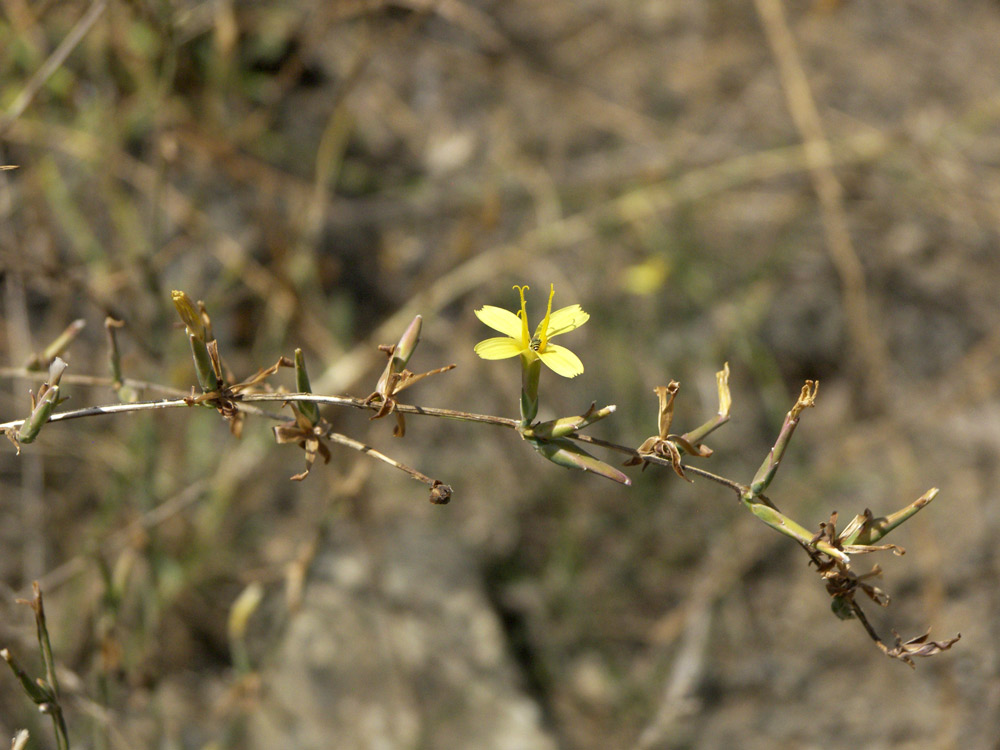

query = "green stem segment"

[
  {"left": 743, "top": 495, "right": 849, "bottom": 562},
  {"left": 16, "top": 359, "right": 67, "bottom": 444},
  {"left": 293, "top": 349, "right": 321, "bottom": 426},
  {"left": 4, "top": 584, "right": 70, "bottom": 750},
  {"left": 748, "top": 381, "right": 817, "bottom": 497},
  {"left": 520, "top": 354, "right": 540, "bottom": 425},
  {"left": 188, "top": 333, "right": 221, "bottom": 393}
]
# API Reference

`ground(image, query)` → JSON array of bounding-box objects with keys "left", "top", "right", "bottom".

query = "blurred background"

[{"left": 1, "top": 1, "right": 998, "bottom": 748}]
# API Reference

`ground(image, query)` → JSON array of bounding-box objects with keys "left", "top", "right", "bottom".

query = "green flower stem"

[
  {"left": 1, "top": 648, "right": 53, "bottom": 704},
  {"left": 188, "top": 333, "right": 221, "bottom": 393},
  {"left": 104, "top": 318, "right": 137, "bottom": 402},
  {"left": 16, "top": 385, "right": 60, "bottom": 444},
  {"left": 681, "top": 364, "right": 731, "bottom": 446},
  {"left": 104, "top": 318, "right": 124, "bottom": 389},
  {"left": 26, "top": 319, "right": 85, "bottom": 371},
  {"left": 16, "top": 359, "right": 67, "bottom": 444},
  {"left": 839, "top": 488, "right": 938, "bottom": 546},
  {"left": 0, "top": 395, "right": 522, "bottom": 434},
  {"left": 30, "top": 585, "right": 60, "bottom": 700},
  {"left": 520, "top": 354, "right": 540, "bottom": 425},
  {"left": 743, "top": 495, "right": 849, "bottom": 563},
  {"left": 9, "top": 584, "right": 70, "bottom": 750},
  {"left": 748, "top": 382, "right": 817, "bottom": 497},
  {"left": 680, "top": 411, "right": 730, "bottom": 448}
]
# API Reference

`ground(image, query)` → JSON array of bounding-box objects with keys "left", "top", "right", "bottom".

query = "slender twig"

[
  {"left": 0, "top": 370, "right": 954, "bottom": 662},
  {"left": 0, "top": 385, "right": 753, "bottom": 509},
  {"left": 325, "top": 431, "right": 446, "bottom": 491},
  {"left": 244, "top": 393, "right": 521, "bottom": 427},
  {"left": 0, "top": 389, "right": 742, "bottom": 497},
  {"left": 1, "top": 398, "right": 191, "bottom": 432},
  {"left": 572, "top": 433, "right": 749, "bottom": 496},
  {"left": 848, "top": 596, "right": 885, "bottom": 648},
  {"left": 0, "top": 0, "right": 108, "bottom": 138}
]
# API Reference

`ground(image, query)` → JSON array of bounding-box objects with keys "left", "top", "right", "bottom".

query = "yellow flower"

[{"left": 474, "top": 284, "right": 589, "bottom": 377}]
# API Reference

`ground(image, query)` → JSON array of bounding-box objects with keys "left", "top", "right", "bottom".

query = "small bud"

[
  {"left": 831, "top": 596, "right": 855, "bottom": 620},
  {"left": 392, "top": 315, "right": 422, "bottom": 371},
  {"left": 16, "top": 358, "right": 67, "bottom": 444},
  {"left": 171, "top": 290, "right": 206, "bottom": 341},
  {"left": 46, "top": 357, "right": 67, "bottom": 387},
  {"left": 526, "top": 404, "right": 616, "bottom": 440},
  {"left": 429, "top": 481, "right": 453, "bottom": 504},
  {"left": 294, "top": 349, "right": 321, "bottom": 426}
]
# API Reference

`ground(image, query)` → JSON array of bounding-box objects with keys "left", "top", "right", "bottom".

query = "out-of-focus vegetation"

[{"left": 2, "top": 1, "right": 1000, "bottom": 748}]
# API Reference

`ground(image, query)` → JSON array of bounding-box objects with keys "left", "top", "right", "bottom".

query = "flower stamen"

[
  {"left": 514, "top": 285, "right": 531, "bottom": 349},
  {"left": 538, "top": 284, "right": 555, "bottom": 352}
]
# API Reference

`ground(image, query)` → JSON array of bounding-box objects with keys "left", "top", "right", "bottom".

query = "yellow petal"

[
  {"left": 540, "top": 304, "right": 589, "bottom": 339},
  {"left": 474, "top": 336, "right": 525, "bottom": 360},
  {"left": 475, "top": 306, "right": 523, "bottom": 338},
  {"left": 538, "top": 344, "right": 584, "bottom": 377}
]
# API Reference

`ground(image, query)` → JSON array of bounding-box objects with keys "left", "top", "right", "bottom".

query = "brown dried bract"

[
  {"left": 881, "top": 630, "right": 962, "bottom": 669},
  {"left": 364, "top": 342, "right": 455, "bottom": 437},
  {"left": 273, "top": 405, "right": 332, "bottom": 481},
  {"left": 185, "top": 356, "right": 293, "bottom": 436},
  {"left": 624, "top": 382, "right": 711, "bottom": 479}
]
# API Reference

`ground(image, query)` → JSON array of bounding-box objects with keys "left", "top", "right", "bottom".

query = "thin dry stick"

[
  {"left": 753, "top": 0, "right": 890, "bottom": 411},
  {"left": 0, "top": 394, "right": 519, "bottom": 435},
  {"left": 0, "top": 0, "right": 108, "bottom": 137},
  {"left": 326, "top": 431, "right": 449, "bottom": 496},
  {"left": 0, "top": 389, "right": 740, "bottom": 498},
  {"left": 0, "top": 366, "right": 189, "bottom": 397}
]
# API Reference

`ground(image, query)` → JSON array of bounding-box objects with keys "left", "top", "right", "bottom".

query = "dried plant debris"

[{"left": 365, "top": 315, "right": 455, "bottom": 437}]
